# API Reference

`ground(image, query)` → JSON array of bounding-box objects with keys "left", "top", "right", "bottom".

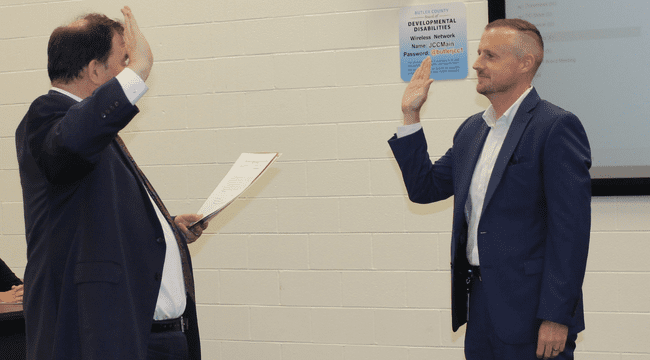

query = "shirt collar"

[
  {"left": 482, "top": 86, "right": 534, "bottom": 128},
  {"left": 50, "top": 87, "right": 83, "bottom": 103}
]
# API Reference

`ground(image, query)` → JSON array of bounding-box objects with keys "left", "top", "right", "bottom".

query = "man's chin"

[
  {"left": 476, "top": 85, "right": 490, "bottom": 95},
  {"left": 476, "top": 79, "right": 490, "bottom": 94}
]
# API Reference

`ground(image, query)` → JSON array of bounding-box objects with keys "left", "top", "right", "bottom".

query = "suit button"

[
  {"left": 156, "top": 237, "right": 164, "bottom": 244},
  {"left": 154, "top": 273, "right": 162, "bottom": 281},
  {"left": 101, "top": 113, "right": 106, "bottom": 119},
  {"left": 114, "top": 101, "right": 120, "bottom": 107}
]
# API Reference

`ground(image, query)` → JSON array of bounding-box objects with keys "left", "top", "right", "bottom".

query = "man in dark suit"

[
  {"left": 16, "top": 7, "right": 207, "bottom": 360},
  {"left": 389, "top": 19, "right": 591, "bottom": 360}
]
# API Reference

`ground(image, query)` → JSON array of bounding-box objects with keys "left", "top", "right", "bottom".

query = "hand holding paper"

[{"left": 175, "top": 214, "right": 207, "bottom": 243}]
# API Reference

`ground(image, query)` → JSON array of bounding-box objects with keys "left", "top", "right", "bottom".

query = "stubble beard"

[
  {"left": 476, "top": 77, "right": 492, "bottom": 96},
  {"left": 476, "top": 76, "right": 515, "bottom": 97}
]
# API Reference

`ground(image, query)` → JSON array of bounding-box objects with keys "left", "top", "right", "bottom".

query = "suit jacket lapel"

[
  {"left": 481, "top": 89, "right": 541, "bottom": 215},
  {"left": 457, "top": 119, "right": 491, "bottom": 229},
  {"left": 112, "top": 137, "right": 153, "bottom": 203},
  {"left": 114, "top": 135, "right": 197, "bottom": 301}
]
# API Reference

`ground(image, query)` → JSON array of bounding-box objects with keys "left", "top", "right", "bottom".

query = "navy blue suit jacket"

[
  {"left": 389, "top": 89, "right": 591, "bottom": 344},
  {"left": 16, "top": 79, "right": 200, "bottom": 359}
]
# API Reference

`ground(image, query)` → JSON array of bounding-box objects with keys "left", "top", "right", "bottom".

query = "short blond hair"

[{"left": 486, "top": 18, "right": 544, "bottom": 73}]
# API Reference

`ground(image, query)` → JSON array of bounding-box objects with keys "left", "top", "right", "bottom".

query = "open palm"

[{"left": 402, "top": 56, "right": 434, "bottom": 121}]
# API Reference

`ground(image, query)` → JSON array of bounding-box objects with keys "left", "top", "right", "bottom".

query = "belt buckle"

[
  {"left": 180, "top": 316, "right": 190, "bottom": 333},
  {"left": 468, "top": 266, "right": 481, "bottom": 282}
]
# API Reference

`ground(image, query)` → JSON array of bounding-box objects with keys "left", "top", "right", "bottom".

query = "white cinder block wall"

[{"left": 1, "top": 0, "right": 649, "bottom": 358}]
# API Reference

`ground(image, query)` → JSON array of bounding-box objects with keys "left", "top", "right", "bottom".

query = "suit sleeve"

[
  {"left": 537, "top": 113, "right": 592, "bottom": 326},
  {"left": 27, "top": 78, "right": 139, "bottom": 184},
  {"left": 388, "top": 128, "right": 455, "bottom": 204}
]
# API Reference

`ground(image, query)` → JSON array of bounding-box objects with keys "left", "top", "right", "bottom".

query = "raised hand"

[
  {"left": 402, "top": 56, "right": 434, "bottom": 125},
  {"left": 121, "top": 6, "right": 154, "bottom": 81}
]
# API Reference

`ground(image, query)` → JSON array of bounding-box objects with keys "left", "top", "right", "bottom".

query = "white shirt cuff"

[
  {"left": 397, "top": 123, "right": 422, "bottom": 138},
  {"left": 115, "top": 68, "right": 148, "bottom": 105}
]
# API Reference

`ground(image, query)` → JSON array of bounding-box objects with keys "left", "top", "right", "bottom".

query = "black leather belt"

[
  {"left": 468, "top": 265, "right": 481, "bottom": 281},
  {"left": 151, "top": 316, "right": 188, "bottom": 333},
  {"left": 466, "top": 265, "right": 481, "bottom": 321}
]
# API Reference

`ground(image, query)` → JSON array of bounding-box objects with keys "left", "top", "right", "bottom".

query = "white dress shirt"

[
  {"left": 397, "top": 86, "right": 533, "bottom": 266},
  {"left": 51, "top": 68, "right": 186, "bottom": 319}
]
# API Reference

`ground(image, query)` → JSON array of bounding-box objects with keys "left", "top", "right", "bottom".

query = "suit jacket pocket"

[
  {"left": 506, "top": 160, "right": 532, "bottom": 171},
  {"left": 524, "top": 258, "right": 544, "bottom": 275},
  {"left": 74, "top": 261, "right": 122, "bottom": 284}
]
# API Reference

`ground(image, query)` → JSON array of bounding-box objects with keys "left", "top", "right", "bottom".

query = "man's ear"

[
  {"left": 86, "top": 59, "right": 105, "bottom": 86},
  {"left": 519, "top": 53, "right": 536, "bottom": 74}
]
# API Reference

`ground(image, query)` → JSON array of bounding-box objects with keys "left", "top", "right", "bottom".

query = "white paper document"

[{"left": 189, "top": 152, "right": 280, "bottom": 231}]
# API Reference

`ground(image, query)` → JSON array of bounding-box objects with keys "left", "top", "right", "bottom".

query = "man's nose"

[{"left": 472, "top": 58, "right": 481, "bottom": 71}]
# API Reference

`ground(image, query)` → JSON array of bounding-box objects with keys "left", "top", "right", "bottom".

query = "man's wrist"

[
  {"left": 403, "top": 111, "right": 421, "bottom": 125},
  {"left": 127, "top": 62, "right": 150, "bottom": 82}
]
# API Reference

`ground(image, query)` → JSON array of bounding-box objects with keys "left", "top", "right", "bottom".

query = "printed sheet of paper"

[{"left": 190, "top": 152, "right": 279, "bottom": 230}]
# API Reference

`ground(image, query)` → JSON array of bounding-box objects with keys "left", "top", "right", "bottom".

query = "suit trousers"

[
  {"left": 464, "top": 276, "right": 577, "bottom": 360},
  {"left": 147, "top": 331, "right": 189, "bottom": 360}
]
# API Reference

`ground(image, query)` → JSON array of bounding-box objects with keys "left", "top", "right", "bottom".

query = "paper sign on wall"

[{"left": 399, "top": 3, "right": 468, "bottom": 82}]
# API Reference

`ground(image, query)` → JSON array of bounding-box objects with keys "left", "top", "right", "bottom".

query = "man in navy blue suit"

[
  {"left": 16, "top": 7, "right": 207, "bottom": 360},
  {"left": 389, "top": 19, "right": 591, "bottom": 359}
]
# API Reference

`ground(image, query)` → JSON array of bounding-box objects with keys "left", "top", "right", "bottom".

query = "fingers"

[
  {"left": 121, "top": 6, "right": 132, "bottom": 32},
  {"left": 423, "top": 78, "right": 434, "bottom": 93},
  {"left": 411, "top": 56, "right": 431, "bottom": 81},
  {"left": 178, "top": 221, "right": 200, "bottom": 242},
  {"left": 121, "top": 7, "right": 137, "bottom": 44},
  {"left": 2, "top": 286, "right": 24, "bottom": 303},
  {"left": 185, "top": 222, "right": 203, "bottom": 243},
  {"left": 536, "top": 321, "right": 568, "bottom": 359},
  {"left": 535, "top": 340, "right": 545, "bottom": 358},
  {"left": 121, "top": 7, "right": 134, "bottom": 48},
  {"left": 536, "top": 344, "right": 558, "bottom": 359},
  {"left": 194, "top": 214, "right": 210, "bottom": 230},
  {"left": 120, "top": 6, "right": 154, "bottom": 81},
  {"left": 121, "top": 6, "right": 133, "bottom": 22},
  {"left": 420, "top": 56, "right": 432, "bottom": 79},
  {"left": 174, "top": 214, "right": 206, "bottom": 243},
  {"left": 411, "top": 59, "right": 423, "bottom": 81},
  {"left": 122, "top": 6, "right": 141, "bottom": 34},
  {"left": 189, "top": 225, "right": 202, "bottom": 238},
  {"left": 407, "top": 57, "right": 433, "bottom": 97},
  {"left": 14, "top": 289, "right": 23, "bottom": 302}
]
